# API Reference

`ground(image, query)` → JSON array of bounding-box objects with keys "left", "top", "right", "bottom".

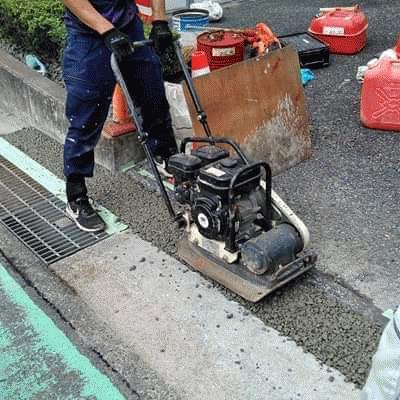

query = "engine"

[
  {"left": 167, "top": 143, "right": 305, "bottom": 275},
  {"left": 168, "top": 145, "right": 272, "bottom": 254}
]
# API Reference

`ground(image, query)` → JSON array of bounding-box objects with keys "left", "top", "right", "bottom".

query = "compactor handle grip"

[
  {"left": 129, "top": 31, "right": 180, "bottom": 50},
  {"left": 130, "top": 39, "right": 154, "bottom": 49}
]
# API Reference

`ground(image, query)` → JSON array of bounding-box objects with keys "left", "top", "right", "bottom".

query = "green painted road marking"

[
  {"left": 0, "top": 263, "right": 126, "bottom": 400},
  {"left": 0, "top": 137, "right": 127, "bottom": 236}
]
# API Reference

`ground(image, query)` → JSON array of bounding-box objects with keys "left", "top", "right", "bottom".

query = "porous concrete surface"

[
  {"left": 0, "top": 224, "right": 181, "bottom": 400},
  {"left": 4, "top": 128, "right": 383, "bottom": 387},
  {"left": 50, "top": 230, "right": 360, "bottom": 400}
]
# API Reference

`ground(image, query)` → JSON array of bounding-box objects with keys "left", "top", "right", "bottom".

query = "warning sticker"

[
  {"left": 323, "top": 26, "right": 345, "bottom": 36},
  {"left": 212, "top": 47, "right": 236, "bottom": 57},
  {"left": 206, "top": 167, "right": 226, "bottom": 177}
]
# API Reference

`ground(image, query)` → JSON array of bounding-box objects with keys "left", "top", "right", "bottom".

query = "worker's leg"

[
  {"left": 64, "top": 83, "right": 113, "bottom": 182},
  {"left": 63, "top": 31, "right": 115, "bottom": 231},
  {"left": 120, "top": 18, "right": 178, "bottom": 160},
  {"left": 63, "top": 31, "right": 115, "bottom": 195}
]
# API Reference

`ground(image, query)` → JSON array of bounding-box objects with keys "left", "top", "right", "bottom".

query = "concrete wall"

[{"left": 0, "top": 49, "right": 143, "bottom": 173}]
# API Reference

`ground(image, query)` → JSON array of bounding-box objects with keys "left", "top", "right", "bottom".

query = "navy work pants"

[{"left": 63, "top": 16, "right": 176, "bottom": 178}]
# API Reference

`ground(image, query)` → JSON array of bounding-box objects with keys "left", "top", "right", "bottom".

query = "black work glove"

[
  {"left": 150, "top": 20, "right": 173, "bottom": 53},
  {"left": 103, "top": 28, "right": 132, "bottom": 60}
]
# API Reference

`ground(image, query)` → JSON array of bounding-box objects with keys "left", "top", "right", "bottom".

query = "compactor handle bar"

[{"left": 111, "top": 40, "right": 180, "bottom": 222}]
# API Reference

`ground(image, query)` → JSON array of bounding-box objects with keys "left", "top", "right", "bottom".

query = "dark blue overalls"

[{"left": 63, "top": 1, "right": 176, "bottom": 179}]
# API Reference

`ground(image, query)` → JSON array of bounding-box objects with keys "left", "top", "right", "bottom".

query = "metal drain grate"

[{"left": 0, "top": 155, "right": 108, "bottom": 264}]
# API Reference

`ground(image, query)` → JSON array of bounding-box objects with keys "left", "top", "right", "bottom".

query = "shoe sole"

[{"left": 65, "top": 204, "right": 105, "bottom": 233}]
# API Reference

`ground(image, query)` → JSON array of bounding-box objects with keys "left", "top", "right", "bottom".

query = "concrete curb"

[{"left": 0, "top": 48, "right": 143, "bottom": 173}]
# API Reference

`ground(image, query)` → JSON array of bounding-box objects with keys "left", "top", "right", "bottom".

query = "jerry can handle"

[{"left": 319, "top": 4, "right": 360, "bottom": 15}]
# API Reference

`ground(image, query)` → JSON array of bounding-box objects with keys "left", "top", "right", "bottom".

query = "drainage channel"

[{"left": 0, "top": 155, "right": 108, "bottom": 264}]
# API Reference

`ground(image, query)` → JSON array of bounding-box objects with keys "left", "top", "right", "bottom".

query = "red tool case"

[{"left": 308, "top": 5, "right": 368, "bottom": 55}]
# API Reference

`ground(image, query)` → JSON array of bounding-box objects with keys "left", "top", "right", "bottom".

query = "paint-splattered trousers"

[{"left": 63, "top": 15, "right": 176, "bottom": 178}]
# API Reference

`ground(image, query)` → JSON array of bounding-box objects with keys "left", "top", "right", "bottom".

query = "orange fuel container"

[{"left": 360, "top": 54, "right": 400, "bottom": 132}]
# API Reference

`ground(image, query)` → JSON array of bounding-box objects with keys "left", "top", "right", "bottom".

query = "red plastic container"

[
  {"left": 360, "top": 57, "right": 400, "bottom": 132},
  {"left": 396, "top": 37, "right": 400, "bottom": 58},
  {"left": 197, "top": 31, "right": 245, "bottom": 71},
  {"left": 308, "top": 6, "right": 368, "bottom": 54}
]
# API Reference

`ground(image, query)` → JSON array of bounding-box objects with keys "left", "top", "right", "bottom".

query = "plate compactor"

[{"left": 111, "top": 40, "right": 317, "bottom": 302}]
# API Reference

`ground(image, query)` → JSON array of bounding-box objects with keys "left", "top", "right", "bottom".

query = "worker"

[
  {"left": 62, "top": 0, "right": 177, "bottom": 232},
  {"left": 361, "top": 306, "right": 400, "bottom": 399}
]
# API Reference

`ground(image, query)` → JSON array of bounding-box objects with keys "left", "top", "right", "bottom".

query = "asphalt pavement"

[{"left": 217, "top": 0, "right": 400, "bottom": 312}]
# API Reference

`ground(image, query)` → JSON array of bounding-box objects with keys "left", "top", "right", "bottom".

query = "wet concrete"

[{"left": 4, "top": 128, "right": 383, "bottom": 387}]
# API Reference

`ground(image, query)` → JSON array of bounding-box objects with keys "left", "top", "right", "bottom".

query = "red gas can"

[
  {"left": 308, "top": 5, "right": 368, "bottom": 54},
  {"left": 360, "top": 57, "right": 400, "bottom": 132}
]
